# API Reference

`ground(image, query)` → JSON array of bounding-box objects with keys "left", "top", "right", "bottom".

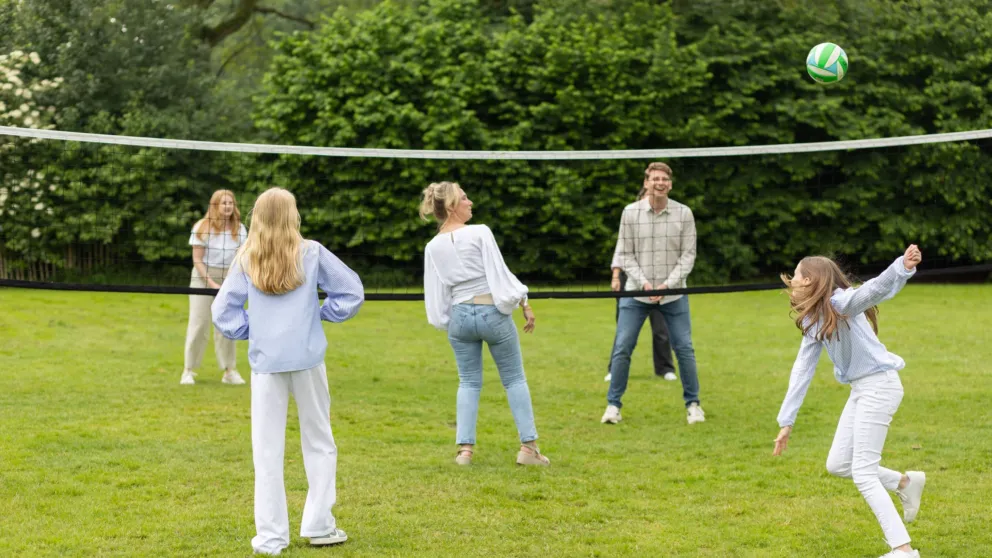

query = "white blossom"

[
  {"left": 30, "top": 228, "right": 40, "bottom": 238},
  {"left": 29, "top": 52, "right": 40, "bottom": 65},
  {"left": 34, "top": 202, "right": 44, "bottom": 210}
]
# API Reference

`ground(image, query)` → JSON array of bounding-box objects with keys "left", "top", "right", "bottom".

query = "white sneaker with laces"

[
  {"left": 222, "top": 369, "right": 246, "bottom": 385},
  {"left": 663, "top": 372, "right": 677, "bottom": 381},
  {"left": 879, "top": 548, "right": 919, "bottom": 558},
  {"left": 309, "top": 528, "right": 348, "bottom": 546},
  {"left": 604, "top": 373, "right": 612, "bottom": 382},
  {"left": 897, "top": 471, "right": 926, "bottom": 522},
  {"left": 686, "top": 402, "right": 705, "bottom": 424},
  {"left": 180, "top": 370, "right": 196, "bottom": 385},
  {"left": 601, "top": 405, "right": 621, "bottom": 424}
]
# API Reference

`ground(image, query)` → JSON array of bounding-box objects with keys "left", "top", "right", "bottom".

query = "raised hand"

[{"left": 903, "top": 244, "right": 922, "bottom": 271}]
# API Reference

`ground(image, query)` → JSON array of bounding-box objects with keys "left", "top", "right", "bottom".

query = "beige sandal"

[
  {"left": 516, "top": 445, "right": 550, "bottom": 466},
  {"left": 455, "top": 448, "right": 473, "bottom": 466}
]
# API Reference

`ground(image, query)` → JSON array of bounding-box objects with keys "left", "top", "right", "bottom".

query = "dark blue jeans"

[{"left": 607, "top": 296, "right": 699, "bottom": 409}]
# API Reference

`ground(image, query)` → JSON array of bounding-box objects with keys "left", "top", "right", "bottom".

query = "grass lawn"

[{"left": 1, "top": 284, "right": 990, "bottom": 557}]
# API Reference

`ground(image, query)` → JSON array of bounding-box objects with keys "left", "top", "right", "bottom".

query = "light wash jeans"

[
  {"left": 447, "top": 303, "right": 538, "bottom": 445},
  {"left": 825, "top": 369, "right": 910, "bottom": 549},
  {"left": 607, "top": 296, "right": 699, "bottom": 409}
]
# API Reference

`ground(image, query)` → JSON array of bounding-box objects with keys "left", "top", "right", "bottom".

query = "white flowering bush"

[
  {"left": 0, "top": 49, "right": 60, "bottom": 130},
  {"left": 0, "top": 49, "right": 63, "bottom": 268}
]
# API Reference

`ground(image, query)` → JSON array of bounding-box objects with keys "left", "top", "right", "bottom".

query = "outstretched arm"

[
  {"left": 773, "top": 335, "right": 823, "bottom": 455},
  {"left": 830, "top": 245, "right": 920, "bottom": 317}
]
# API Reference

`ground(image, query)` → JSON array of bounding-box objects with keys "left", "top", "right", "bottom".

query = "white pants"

[
  {"left": 184, "top": 266, "right": 236, "bottom": 372},
  {"left": 825, "top": 370, "right": 909, "bottom": 549},
  {"left": 251, "top": 363, "right": 338, "bottom": 555}
]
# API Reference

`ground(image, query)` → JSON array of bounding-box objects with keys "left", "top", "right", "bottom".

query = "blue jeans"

[
  {"left": 447, "top": 303, "right": 538, "bottom": 445},
  {"left": 607, "top": 296, "right": 700, "bottom": 409}
]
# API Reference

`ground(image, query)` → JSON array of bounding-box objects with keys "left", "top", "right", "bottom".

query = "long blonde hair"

[
  {"left": 781, "top": 256, "right": 879, "bottom": 341},
  {"left": 195, "top": 189, "right": 241, "bottom": 241},
  {"left": 236, "top": 188, "right": 305, "bottom": 295},
  {"left": 418, "top": 181, "right": 461, "bottom": 227}
]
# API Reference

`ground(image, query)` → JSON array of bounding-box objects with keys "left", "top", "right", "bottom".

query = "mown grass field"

[{"left": 1, "top": 284, "right": 989, "bottom": 557}]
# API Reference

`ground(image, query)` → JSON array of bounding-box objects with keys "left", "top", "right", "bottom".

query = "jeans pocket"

[{"left": 480, "top": 308, "right": 515, "bottom": 341}]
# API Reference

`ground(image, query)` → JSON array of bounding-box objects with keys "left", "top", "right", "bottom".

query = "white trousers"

[
  {"left": 825, "top": 369, "right": 910, "bottom": 549},
  {"left": 184, "top": 266, "right": 236, "bottom": 372},
  {"left": 251, "top": 363, "right": 338, "bottom": 555}
]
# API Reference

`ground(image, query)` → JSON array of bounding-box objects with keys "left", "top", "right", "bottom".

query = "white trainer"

[
  {"left": 663, "top": 372, "right": 677, "bottom": 381},
  {"left": 879, "top": 548, "right": 919, "bottom": 558},
  {"left": 179, "top": 370, "right": 196, "bottom": 385},
  {"left": 897, "top": 471, "right": 926, "bottom": 523},
  {"left": 604, "top": 373, "right": 612, "bottom": 382},
  {"left": 601, "top": 405, "right": 622, "bottom": 424},
  {"left": 309, "top": 528, "right": 348, "bottom": 546},
  {"left": 222, "top": 369, "right": 246, "bottom": 385},
  {"left": 686, "top": 402, "right": 705, "bottom": 424}
]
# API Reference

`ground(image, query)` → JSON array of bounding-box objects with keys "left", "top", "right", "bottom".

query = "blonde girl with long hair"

[
  {"left": 181, "top": 189, "right": 247, "bottom": 386},
  {"left": 420, "top": 181, "right": 550, "bottom": 467},
  {"left": 212, "top": 187, "right": 364, "bottom": 555},
  {"left": 774, "top": 244, "right": 926, "bottom": 558}
]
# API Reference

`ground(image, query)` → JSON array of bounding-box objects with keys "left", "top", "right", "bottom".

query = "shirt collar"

[{"left": 639, "top": 197, "right": 671, "bottom": 215}]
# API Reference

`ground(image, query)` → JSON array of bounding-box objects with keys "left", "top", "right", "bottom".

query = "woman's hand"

[
  {"left": 522, "top": 305, "right": 536, "bottom": 333},
  {"left": 773, "top": 426, "right": 792, "bottom": 456},
  {"left": 207, "top": 279, "right": 221, "bottom": 290},
  {"left": 903, "top": 244, "right": 922, "bottom": 271},
  {"left": 611, "top": 276, "right": 621, "bottom": 292}
]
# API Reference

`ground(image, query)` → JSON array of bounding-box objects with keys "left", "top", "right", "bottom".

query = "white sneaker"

[
  {"left": 663, "top": 372, "right": 677, "bottom": 381},
  {"left": 686, "top": 402, "right": 705, "bottom": 424},
  {"left": 604, "top": 373, "right": 612, "bottom": 382},
  {"left": 897, "top": 471, "right": 926, "bottom": 523},
  {"left": 309, "top": 528, "right": 348, "bottom": 546},
  {"left": 879, "top": 549, "right": 919, "bottom": 558},
  {"left": 179, "top": 370, "right": 196, "bottom": 385},
  {"left": 222, "top": 369, "right": 246, "bottom": 385},
  {"left": 601, "top": 405, "right": 622, "bottom": 424}
]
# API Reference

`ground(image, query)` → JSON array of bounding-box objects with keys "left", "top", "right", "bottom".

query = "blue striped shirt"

[
  {"left": 776, "top": 256, "right": 916, "bottom": 427},
  {"left": 211, "top": 240, "right": 364, "bottom": 373}
]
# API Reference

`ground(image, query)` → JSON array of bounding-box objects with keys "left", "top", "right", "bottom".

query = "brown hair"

[
  {"left": 644, "top": 162, "right": 672, "bottom": 180},
  {"left": 781, "top": 256, "right": 879, "bottom": 341}
]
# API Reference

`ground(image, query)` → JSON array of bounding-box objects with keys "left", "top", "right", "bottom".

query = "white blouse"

[
  {"left": 423, "top": 224, "right": 528, "bottom": 330},
  {"left": 189, "top": 220, "right": 248, "bottom": 269}
]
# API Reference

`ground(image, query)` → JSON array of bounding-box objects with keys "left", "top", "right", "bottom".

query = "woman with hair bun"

[{"left": 420, "top": 181, "right": 550, "bottom": 467}]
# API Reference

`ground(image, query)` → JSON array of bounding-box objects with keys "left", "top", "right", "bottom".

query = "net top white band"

[{"left": 3, "top": 125, "right": 992, "bottom": 161}]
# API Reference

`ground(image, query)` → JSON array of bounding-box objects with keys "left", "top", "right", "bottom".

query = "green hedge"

[{"left": 252, "top": 0, "right": 992, "bottom": 284}]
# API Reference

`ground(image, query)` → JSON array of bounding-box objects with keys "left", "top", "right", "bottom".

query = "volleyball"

[{"left": 806, "top": 42, "right": 848, "bottom": 83}]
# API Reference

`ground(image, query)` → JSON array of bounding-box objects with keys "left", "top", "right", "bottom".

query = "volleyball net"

[{"left": 1, "top": 125, "right": 990, "bottom": 300}]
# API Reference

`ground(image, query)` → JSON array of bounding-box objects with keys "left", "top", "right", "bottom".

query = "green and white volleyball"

[{"left": 806, "top": 43, "right": 848, "bottom": 83}]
